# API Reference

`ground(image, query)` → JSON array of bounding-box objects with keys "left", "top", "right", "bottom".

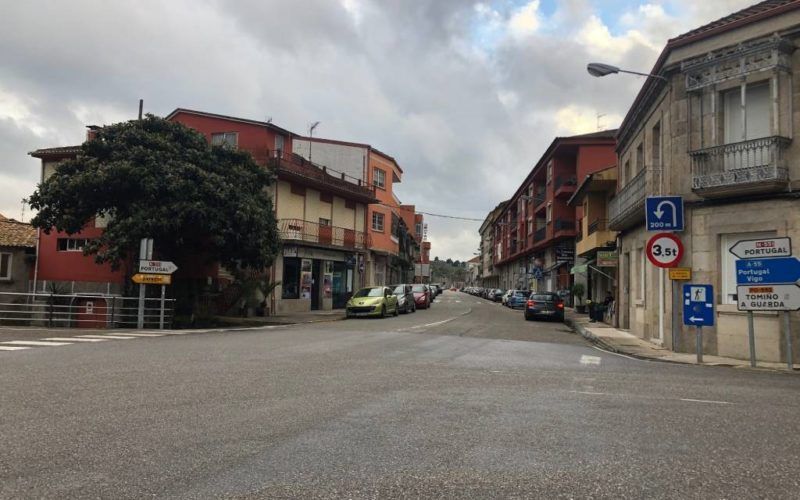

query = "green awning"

[{"left": 570, "top": 264, "right": 588, "bottom": 274}]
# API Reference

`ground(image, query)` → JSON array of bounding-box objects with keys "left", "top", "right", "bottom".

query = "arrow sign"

[
  {"left": 683, "top": 284, "right": 714, "bottom": 327},
  {"left": 735, "top": 257, "right": 800, "bottom": 285},
  {"left": 646, "top": 196, "right": 684, "bottom": 232},
  {"left": 139, "top": 260, "right": 178, "bottom": 275},
  {"left": 729, "top": 237, "right": 792, "bottom": 260},
  {"left": 737, "top": 284, "right": 800, "bottom": 311},
  {"left": 132, "top": 273, "right": 172, "bottom": 285}
]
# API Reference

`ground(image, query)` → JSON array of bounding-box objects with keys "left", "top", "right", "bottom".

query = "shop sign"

[{"left": 597, "top": 250, "right": 618, "bottom": 267}]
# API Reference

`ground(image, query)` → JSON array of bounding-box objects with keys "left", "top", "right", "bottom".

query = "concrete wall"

[{"left": 0, "top": 247, "right": 31, "bottom": 294}]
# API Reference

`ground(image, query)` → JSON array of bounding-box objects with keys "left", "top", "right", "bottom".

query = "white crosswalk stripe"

[
  {"left": 1, "top": 340, "right": 72, "bottom": 347},
  {"left": 109, "top": 333, "right": 164, "bottom": 337},
  {"left": 77, "top": 335, "right": 136, "bottom": 340},
  {"left": 0, "top": 345, "right": 31, "bottom": 351},
  {"left": 44, "top": 337, "right": 109, "bottom": 342}
]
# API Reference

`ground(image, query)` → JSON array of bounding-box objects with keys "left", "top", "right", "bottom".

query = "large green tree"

[{"left": 29, "top": 115, "right": 281, "bottom": 276}]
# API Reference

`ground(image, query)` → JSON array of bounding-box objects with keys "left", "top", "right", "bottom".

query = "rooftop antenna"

[
  {"left": 596, "top": 112, "right": 606, "bottom": 131},
  {"left": 266, "top": 116, "right": 273, "bottom": 124},
  {"left": 20, "top": 198, "right": 26, "bottom": 222},
  {"left": 308, "top": 121, "right": 320, "bottom": 163}
]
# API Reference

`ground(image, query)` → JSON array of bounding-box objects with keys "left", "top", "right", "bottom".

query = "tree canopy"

[{"left": 29, "top": 115, "right": 281, "bottom": 274}]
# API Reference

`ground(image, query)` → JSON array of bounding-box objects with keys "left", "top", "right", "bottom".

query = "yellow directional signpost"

[{"left": 132, "top": 273, "right": 172, "bottom": 285}]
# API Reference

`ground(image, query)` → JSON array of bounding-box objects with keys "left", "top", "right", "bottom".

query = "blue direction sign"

[
  {"left": 646, "top": 196, "right": 684, "bottom": 232},
  {"left": 683, "top": 284, "right": 714, "bottom": 326},
  {"left": 735, "top": 257, "right": 800, "bottom": 285}
]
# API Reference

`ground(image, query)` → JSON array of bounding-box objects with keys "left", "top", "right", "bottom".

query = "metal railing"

[
  {"left": 554, "top": 176, "right": 577, "bottom": 190},
  {"left": 0, "top": 292, "right": 175, "bottom": 329},
  {"left": 534, "top": 227, "right": 546, "bottom": 242},
  {"left": 690, "top": 136, "right": 790, "bottom": 192},
  {"left": 257, "top": 150, "right": 377, "bottom": 200},
  {"left": 279, "top": 218, "right": 369, "bottom": 250},
  {"left": 588, "top": 218, "right": 608, "bottom": 235},
  {"left": 608, "top": 167, "right": 651, "bottom": 230},
  {"left": 554, "top": 218, "right": 574, "bottom": 231}
]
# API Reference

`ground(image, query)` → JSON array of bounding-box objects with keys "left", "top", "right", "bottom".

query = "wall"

[
  {"left": 293, "top": 140, "right": 367, "bottom": 181},
  {"left": 0, "top": 247, "right": 32, "bottom": 293},
  {"left": 169, "top": 111, "right": 292, "bottom": 156}
]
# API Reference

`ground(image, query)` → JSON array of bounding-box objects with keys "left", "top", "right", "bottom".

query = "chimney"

[{"left": 86, "top": 125, "right": 101, "bottom": 141}]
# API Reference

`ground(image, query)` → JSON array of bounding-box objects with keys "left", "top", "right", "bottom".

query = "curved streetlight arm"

[{"left": 617, "top": 68, "right": 669, "bottom": 82}]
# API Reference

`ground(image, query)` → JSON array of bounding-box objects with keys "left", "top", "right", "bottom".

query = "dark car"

[
  {"left": 391, "top": 284, "right": 416, "bottom": 314},
  {"left": 412, "top": 284, "right": 431, "bottom": 309},
  {"left": 491, "top": 289, "right": 505, "bottom": 302},
  {"left": 507, "top": 290, "right": 530, "bottom": 309},
  {"left": 524, "top": 292, "right": 565, "bottom": 322}
]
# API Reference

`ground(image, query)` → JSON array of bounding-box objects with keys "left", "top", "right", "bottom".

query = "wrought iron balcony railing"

[
  {"left": 608, "top": 167, "right": 653, "bottom": 231},
  {"left": 690, "top": 136, "right": 790, "bottom": 197},
  {"left": 533, "top": 227, "right": 546, "bottom": 242},
  {"left": 588, "top": 218, "right": 608, "bottom": 235},
  {"left": 279, "top": 218, "right": 369, "bottom": 250}
]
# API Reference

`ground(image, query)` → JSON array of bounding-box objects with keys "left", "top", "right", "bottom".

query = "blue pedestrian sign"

[
  {"left": 735, "top": 257, "right": 800, "bottom": 285},
  {"left": 683, "top": 284, "right": 714, "bottom": 327},
  {"left": 646, "top": 196, "right": 684, "bottom": 232}
]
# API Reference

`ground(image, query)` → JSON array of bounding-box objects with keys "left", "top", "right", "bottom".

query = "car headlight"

[{"left": 397, "top": 296, "right": 406, "bottom": 304}]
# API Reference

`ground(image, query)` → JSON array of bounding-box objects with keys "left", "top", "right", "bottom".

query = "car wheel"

[
  {"left": 524, "top": 313, "right": 531, "bottom": 321},
  {"left": 381, "top": 303, "right": 387, "bottom": 318},
  {"left": 394, "top": 305, "right": 399, "bottom": 316}
]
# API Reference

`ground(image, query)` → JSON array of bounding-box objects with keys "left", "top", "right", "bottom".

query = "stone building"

[{"left": 609, "top": 0, "right": 800, "bottom": 362}]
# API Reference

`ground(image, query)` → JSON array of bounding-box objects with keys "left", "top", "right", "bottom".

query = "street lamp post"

[{"left": 586, "top": 62, "right": 668, "bottom": 82}]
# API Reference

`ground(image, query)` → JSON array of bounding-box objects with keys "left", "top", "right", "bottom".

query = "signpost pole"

[
  {"left": 696, "top": 326, "right": 703, "bottom": 364},
  {"left": 159, "top": 285, "right": 166, "bottom": 330},
  {"left": 747, "top": 311, "right": 756, "bottom": 368},
  {"left": 784, "top": 311, "right": 793, "bottom": 370},
  {"left": 671, "top": 281, "right": 680, "bottom": 351},
  {"left": 658, "top": 268, "right": 664, "bottom": 342},
  {"left": 137, "top": 239, "right": 147, "bottom": 329}
]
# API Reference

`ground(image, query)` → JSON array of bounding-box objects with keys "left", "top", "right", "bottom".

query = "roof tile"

[{"left": 0, "top": 219, "right": 37, "bottom": 248}]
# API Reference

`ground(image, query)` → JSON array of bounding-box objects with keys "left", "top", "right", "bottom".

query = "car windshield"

[
  {"left": 393, "top": 285, "right": 406, "bottom": 294},
  {"left": 354, "top": 287, "right": 385, "bottom": 298},
  {"left": 412, "top": 285, "right": 426, "bottom": 292},
  {"left": 513, "top": 291, "right": 528, "bottom": 297},
  {"left": 531, "top": 294, "right": 557, "bottom": 301}
]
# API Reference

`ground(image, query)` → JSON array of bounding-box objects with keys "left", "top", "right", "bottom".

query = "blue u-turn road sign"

[
  {"left": 646, "top": 196, "right": 684, "bottom": 232},
  {"left": 735, "top": 257, "right": 800, "bottom": 285},
  {"left": 683, "top": 284, "right": 714, "bottom": 327}
]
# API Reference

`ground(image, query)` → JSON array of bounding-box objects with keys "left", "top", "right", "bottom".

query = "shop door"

[
  {"left": 311, "top": 260, "right": 321, "bottom": 310},
  {"left": 332, "top": 262, "right": 348, "bottom": 309}
]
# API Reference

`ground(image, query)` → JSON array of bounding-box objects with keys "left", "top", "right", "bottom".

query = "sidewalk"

[
  {"left": 212, "top": 309, "right": 346, "bottom": 327},
  {"left": 564, "top": 308, "right": 799, "bottom": 373}
]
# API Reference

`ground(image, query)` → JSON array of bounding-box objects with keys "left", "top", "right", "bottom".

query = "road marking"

[
  {"left": 679, "top": 398, "right": 732, "bottom": 405},
  {"left": 109, "top": 333, "right": 163, "bottom": 337},
  {"left": 0, "top": 345, "right": 31, "bottom": 351},
  {"left": 455, "top": 300, "right": 461, "bottom": 303},
  {"left": 573, "top": 391, "right": 610, "bottom": 396},
  {"left": 580, "top": 355, "right": 602, "bottom": 366},
  {"left": 77, "top": 335, "right": 136, "bottom": 340},
  {"left": 1, "top": 340, "right": 72, "bottom": 346},
  {"left": 43, "top": 337, "right": 109, "bottom": 342}
]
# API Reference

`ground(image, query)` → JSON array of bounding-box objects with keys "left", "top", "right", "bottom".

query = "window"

[
  {"left": 57, "top": 238, "right": 88, "bottom": 252},
  {"left": 635, "top": 143, "right": 644, "bottom": 173},
  {"left": 721, "top": 230, "right": 775, "bottom": 304},
  {"left": 373, "top": 168, "right": 386, "bottom": 189},
  {"left": 319, "top": 192, "right": 333, "bottom": 203},
  {"left": 546, "top": 160, "right": 553, "bottom": 184},
  {"left": 723, "top": 82, "right": 770, "bottom": 145},
  {"left": 372, "top": 212, "right": 385, "bottom": 232},
  {"left": 651, "top": 121, "right": 661, "bottom": 171},
  {"left": 275, "top": 134, "right": 284, "bottom": 152},
  {"left": 624, "top": 159, "right": 631, "bottom": 184},
  {"left": 282, "top": 257, "right": 301, "bottom": 299},
  {"left": 415, "top": 223, "right": 422, "bottom": 236},
  {"left": 211, "top": 132, "right": 238, "bottom": 148},
  {"left": 319, "top": 218, "right": 331, "bottom": 227},
  {"left": 546, "top": 203, "right": 552, "bottom": 223},
  {"left": 0, "top": 252, "right": 11, "bottom": 280}
]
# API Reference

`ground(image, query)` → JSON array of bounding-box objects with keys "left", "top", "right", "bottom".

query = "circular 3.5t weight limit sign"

[{"left": 646, "top": 233, "right": 683, "bottom": 268}]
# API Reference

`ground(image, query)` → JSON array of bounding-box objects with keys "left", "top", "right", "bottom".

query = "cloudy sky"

[{"left": 1, "top": 0, "right": 756, "bottom": 260}]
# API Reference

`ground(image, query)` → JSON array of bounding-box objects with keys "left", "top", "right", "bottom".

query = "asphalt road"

[{"left": 1, "top": 291, "right": 799, "bottom": 499}]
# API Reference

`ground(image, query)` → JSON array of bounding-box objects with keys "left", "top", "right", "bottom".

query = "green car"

[{"left": 346, "top": 286, "right": 399, "bottom": 318}]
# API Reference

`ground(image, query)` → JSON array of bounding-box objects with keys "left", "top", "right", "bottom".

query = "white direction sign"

[
  {"left": 139, "top": 260, "right": 178, "bottom": 275},
  {"left": 737, "top": 284, "right": 800, "bottom": 311},
  {"left": 729, "top": 237, "right": 792, "bottom": 260}
]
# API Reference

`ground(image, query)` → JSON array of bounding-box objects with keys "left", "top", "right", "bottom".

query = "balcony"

[
  {"left": 577, "top": 218, "right": 617, "bottom": 257},
  {"left": 262, "top": 150, "right": 378, "bottom": 204},
  {"left": 533, "top": 227, "right": 546, "bottom": 242},
  {"left": 279, "top": 219, "right": 369, "bottom": 250},
  {"left": 608, "top": 167, "right": 654, "bottom": 231},
  {"left": 554, "top": 176, "right": 577, "bottom": 198},
  {"left": 588, "top": 219, "right": 607, "bottom": 235},
  {"left": 690, "top": 136, "right": 790, "bottom": 198}
]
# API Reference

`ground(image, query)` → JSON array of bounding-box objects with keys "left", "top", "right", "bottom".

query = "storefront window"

[{"left": 282, "top": 257, "right": 301, "bottom": 299}]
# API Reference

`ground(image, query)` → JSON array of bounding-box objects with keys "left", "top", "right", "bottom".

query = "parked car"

[
  {"left": 491, "top": 289, "right": 505, "bottom": 302},
  {"left": 507, "top": 290, "right": 530, "bottom": 309},
  {"left": 412, "top": 284, "right": 431, "bottom": 309},
  {"left": 346, "top": 286, "right": 399, "bottom": 318},
  {"left": 391, "top": 284, "right": 416, "bottom": 314},
  {"left": 524, "top": 292, "right": 565, "bottom": 322},
  {"left": 501, "top": 290, "right": 514, "bottom": 305}
]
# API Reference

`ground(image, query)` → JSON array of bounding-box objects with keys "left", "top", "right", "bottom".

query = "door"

[
  {"left": 622, "top": 252, "right": 631, "bottom": 329},
  {"left": 311, "top": 260, "right": 321, "bottom": 310},
  {"left": 332, "top": 261, "right": 348, "bottom": 309}
]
